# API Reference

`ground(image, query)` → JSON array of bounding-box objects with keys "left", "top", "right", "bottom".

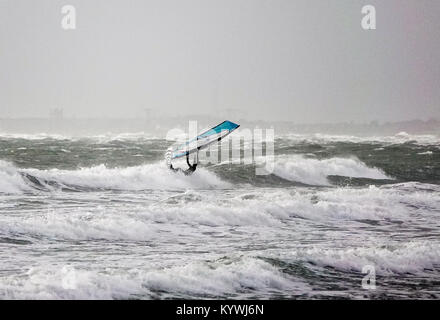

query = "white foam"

[
  {"left": 140, "top": 256, "right": 307, "bottom": 297},
  {"left": 293, "top": 183, "right": 440, "bottom": 221},
  {"left": 0, "top": 265, "right": 146, "bottom": 299},
  {"left": 3, "top": 182, "right": 438, "bottom": 243},
  {"left": 281, "top": 132, "right": 440, "bottom": 146},
  {"left": 0, "top": 161, "right": 31, "bottom": 194},
  {"left": 0, "top": 209, "right": 157, "bottom": 241},
  {"left": 0, "top": 132, "right": 160, "bottom": 142},
  {"left": 294, "top": 241, "right": 440, "bottom": 275},
  {"left": 381, "top": 181, "right": 440, "bottom": 193},
  {"left": 144, "top": 191, "right": 289, "bottom": 227},
  {"left": 272, "top": 155, "right": 390, "bottom": 185},
  {"left": 0, "top": 133, "right": 69, "bottom": 140},
  {"left": 201, "top": 183, "right": 439, "bottom": 223},
  {"left": 0, "top": 256, "right": 306, "bottom": 299},
  {"left": 1, "top": 131, "right": 439, "bottom": 145},
  {"left": 0, "top": 192, "right": 286, "bottom": 242},
  {"left": 0, "top": 162, "right": 230, "bottom": 193}
]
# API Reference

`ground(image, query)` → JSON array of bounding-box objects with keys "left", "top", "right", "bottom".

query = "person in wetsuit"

[{"left": 169, "top": 152, "right": 198, "bottom": 175}]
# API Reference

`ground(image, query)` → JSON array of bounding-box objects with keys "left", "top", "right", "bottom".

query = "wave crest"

[
  {"left": 0, "top": 161, "right": 229, "bottom": 194},
  {"left": 281, "top": 132, "right": 440, "bottom": 145},
  {"left": 272, "top": 155, "right": 391, "bottom": 186}
]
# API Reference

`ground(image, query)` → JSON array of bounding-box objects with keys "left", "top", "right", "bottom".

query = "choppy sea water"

[{"left": 0, "top": 131, "right": 439, "bottom": 299}]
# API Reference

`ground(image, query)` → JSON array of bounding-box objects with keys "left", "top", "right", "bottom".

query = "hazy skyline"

[{"left": 1, "top": 0, "right": 439, "bottom": 122}]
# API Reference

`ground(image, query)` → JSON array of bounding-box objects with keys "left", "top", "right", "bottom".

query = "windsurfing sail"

[{"left": 166, "top": 120, "right": 240, "bottom": 162}]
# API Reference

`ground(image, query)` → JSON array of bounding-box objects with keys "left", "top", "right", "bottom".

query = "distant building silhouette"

[{"left": 50, "top": 108, "right": 64, "bottom": 119}]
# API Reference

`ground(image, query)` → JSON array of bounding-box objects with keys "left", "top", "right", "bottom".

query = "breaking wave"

[
  {"left": 0, "top": 132, "right": 160, "bottom": 142},
  {"left": 2, "top": 240, "right": 439, "bottom": 299},
  {"left": 0, "top": 160, "right": 229, "bottom": 194},
  {"left": 286, "top": 241, "right": 440, "bottom": 275},
  {"left": 0, "top": 256, "right": 307, "bottom": 299},
  {"left": 2, "top": 182, "right": 439, "bottom": 244},
  {"left": 281, "top": 132, "right": 440, "bottom": 146},
  {"left": 0, "top": 161, "right": 32, "bottom": 193},
  {"left": 272, "top": 155, "right": 391, "bottom": 186},
  {"left": 2, "top": 131, "right": 438, "bottom": 147},
  {"left": 0, "top": 154, "right": 393, "bottom": 194}
]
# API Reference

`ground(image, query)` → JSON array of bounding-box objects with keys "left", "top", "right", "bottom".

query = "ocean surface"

[{"left": 0, "top": 131, "right": 439, "bottom": 299}]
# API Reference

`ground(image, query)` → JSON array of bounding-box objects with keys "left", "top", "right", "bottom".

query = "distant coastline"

[{"left": 0, "top": 116, "right": 439, "bottom": 136}]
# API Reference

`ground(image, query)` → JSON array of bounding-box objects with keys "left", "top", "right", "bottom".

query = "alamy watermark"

[
  {"left": 361, "top": 5, "right": 376, "bottom": 30},
  {"left": 165, "top": 121, "right": 275, "bottom": 175},
  {"left": 61, "top": 5, "right": 76, "bottom": 30},
  {"left": 59, "top": 4, "right": 376, "bottom": 31},
  {"left": 362, "top": 265, "right": 376, "bottom": 290}
]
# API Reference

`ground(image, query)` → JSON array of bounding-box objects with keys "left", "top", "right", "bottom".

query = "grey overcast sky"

[{"left": 0, "top": 0, "right": 439, "bottom": 122}]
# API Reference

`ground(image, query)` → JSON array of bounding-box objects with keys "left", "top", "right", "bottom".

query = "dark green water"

[{"left": 0, "top": 132, "right": 439, "bottom": 299}]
